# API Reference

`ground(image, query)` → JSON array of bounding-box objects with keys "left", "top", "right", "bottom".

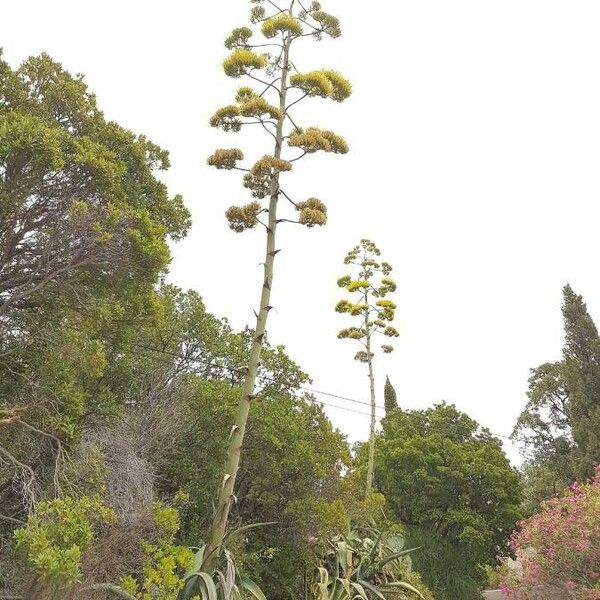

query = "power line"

[{"left": 132, "top": 343, "right": 518, "bottom": 443}]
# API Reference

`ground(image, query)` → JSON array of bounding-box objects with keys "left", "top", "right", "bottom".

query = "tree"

[
  {"left": 0, "top": 52, "right": 189, "bottom": 527},
  {"left": 384, "top": 375, "right": 398, "bottom": 414},
  {"left": 203, "top": 0, "right": 351, "bottom": 570},
  {"left": 0, "top": 52, "right": 189, "bottom": 325},
  {"left": 335, "top": 239, "right": 398, "bottom": 497},
  {"left": 513, "top": 284, "right": 600, "bottom": 505},
  {"left": 374, "top": 403, "right": 523, "bottom": 600}
]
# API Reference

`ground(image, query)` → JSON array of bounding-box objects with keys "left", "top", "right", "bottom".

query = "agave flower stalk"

[
  {"left": 335, "top": 240, "right": 399, "bottom": 498},
  {"left": 203, "top": 0, "right": 351, "bottom": 571}
]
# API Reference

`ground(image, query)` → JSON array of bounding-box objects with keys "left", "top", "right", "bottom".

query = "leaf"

[
  {"left": 238, "top": 577, "right": 267, "bottom": 600},
  {"left": 177, "top": 572, "right": 218, "bottom": 600},
  {"left": 357, "top": 579, "right": 386, "bottom": 600},
  {"left": 182, "top": 545, "right": 206, "bottom": 580},
  {"left": 381, "top": 581, "right": 425, "bottom": 599},
  {"left": 378, "top": 547, "right": 420, "bottom": 569},
  {"left": 350, "top": 581, "right": 369, "bottom": 600},
  {"left": 223, "top": 521, "right": 277, "bottom": 543},
  {"left": 198, "top": 573, "right": 219, "bottom": 600}
]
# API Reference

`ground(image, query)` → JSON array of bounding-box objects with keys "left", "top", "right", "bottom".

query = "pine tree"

[
  {"left": 335, "top": 239, "right": 398, "bottom": 497},
  {"left": 202, "top": 0, "right": 350, "bottom": 571},
  {"left": 384, "top": 375, "right": 398, "bottom": 414}
]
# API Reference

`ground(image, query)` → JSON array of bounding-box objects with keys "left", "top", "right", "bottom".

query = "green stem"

[
  {"left": 364, "top": 294, "right": 376, "bottom": 499},
  {"left": 202, "top": 31, "right": 292, "bottom": 572}
]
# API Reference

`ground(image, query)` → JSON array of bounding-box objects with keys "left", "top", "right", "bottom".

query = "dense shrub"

[{"left": 502, "top": 466, "right": 600, "bottom": 599}]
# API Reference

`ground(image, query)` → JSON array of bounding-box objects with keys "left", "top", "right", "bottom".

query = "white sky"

[{"left": 3, "top": 0, "right": 600, "bottom": 464}]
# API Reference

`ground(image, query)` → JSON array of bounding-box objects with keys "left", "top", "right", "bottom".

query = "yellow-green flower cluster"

[
  {"left": 384, "top": 326, "right": 399, "bottom": 338},
  {"left": 381, "top": 345, "right": 394, "bottom": 354},
  {"left": 337, "top": 275, "right": 351, "bottom": 288},
  {"left": 239, "top": 96, "right": 283, "bottom": 121},
  {"left": 311, "top": 9, "right": 342, "bottom": 38},
  {"left": 250, "top": 5, "right": 266, "bottom": 24},
  {"left": 347, "top": 280, "right": 369, "bottom": 292},
  {"left": 381, "top": 277, "right": 397, "bottom": 292},
  {"left": 223, "top": 49, "right": 267, "bottom": 78},
  {"left": 289, "top": 127, "right": 349, "bottom": 154},
  {"left": 235, "top": 86, "right": 257, "bottom": 103},
  {"left": 261, "top": 14, "right": 304, "bottom": 38},
  {"left": 224, "top": 26, "right": 253, "bottom": 49},
  {"left": 296, "top": 197, "right": 327, "bottom": 227},
  {"left": 335, "top": 300, "right": 367, "bottom": 315},
  {"left": 337, "top": 327, "right": 366, "bottom": 340},
  {"left": 354, "top": 350, "right": 374, "bottom": 363},
  {"left": 290, "top": 70, "right": 351, "bottom": 102},
  {"left": 243, "top": 155, "right": 292, "bottom": 198},
  {"left": 209, "top": 105, "right": 243, "bottom": 132},
  {"left": 207, "top": 148, "right": 244, "bottom": 170},
  {"left": 225, "top": 201, "right": 262, "bottom": 232},
  {"left": 376, "top": 299, "right": 396, "bottom": 321}
]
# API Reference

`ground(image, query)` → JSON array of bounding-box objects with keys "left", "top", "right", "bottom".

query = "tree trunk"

[{"left": 202, "top": 38, "right": 291, "bottom": 572}]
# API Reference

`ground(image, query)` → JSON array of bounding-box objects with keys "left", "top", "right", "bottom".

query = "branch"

[
  {"left": 286, "top": 93, "right": 307, "bottom": 111},
  {"left": 290, "top": 151, "right": 308, "bottom": 162}
]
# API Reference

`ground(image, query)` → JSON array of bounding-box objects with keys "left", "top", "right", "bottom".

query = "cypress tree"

[{"left": 384, "top": 375, "right": 398, "bottom": 414}]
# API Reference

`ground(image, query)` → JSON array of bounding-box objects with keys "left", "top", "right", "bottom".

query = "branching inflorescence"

[
  {"left": 207, "top": 0, "right": 350, "bottom": 232},
  {"left": 336, "top": 239, "right": 398, "bottom": 497}
]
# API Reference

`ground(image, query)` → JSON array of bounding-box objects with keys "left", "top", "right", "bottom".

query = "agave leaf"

[
  {"left": 183, "top": 545, "right": 206, "bottom": 580},
  {"left": 382, "top": 581, "right": 425, "bottom": 598},
  {"left": 317, "top": 567, "right": 330, "bottom": 585},
  {"left": 386, "top": 533, "right": 405, "bottom": 553},
  {"left": 177, "top": 576, "right": 201, "bottom": 600},
  {"left": 378, "top": 547, "right": 420, "bottom": 570},
  {"left": 356, "top": 529, "right": 383, "bottom": 578},
  {"left": 198, "top": 573, "right": 219, "bottom": 600},
  {"left": 239, "top": 577, "right": 267, "bottom": 600},
  {"left": 223, "top": 521, "right": 278, "bottom": 543},
  {"left": 350, "top": 581, "right": 369, "bottom": 600},
  {"left": 357, "top": 579, "right": 386, "bottom": 600},
  {"left": 316, "top": 581, "right": 330, "bottom": 599}
]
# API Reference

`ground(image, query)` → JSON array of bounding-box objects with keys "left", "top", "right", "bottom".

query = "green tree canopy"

[
  {"left": 513, "top": 284, "right": 600, "bottom": 508},
  {"left": 372, "top": 403, "right": 523, "bottom": 600}
]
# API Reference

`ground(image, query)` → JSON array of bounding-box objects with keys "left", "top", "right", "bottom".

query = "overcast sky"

[{"left": 3, "top": 0, "right": 600, "bottom": 464}]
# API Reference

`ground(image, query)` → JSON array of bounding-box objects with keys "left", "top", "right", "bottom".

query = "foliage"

[
  {"left": 514, "top": 285, "right": 600, "bottom": 508},
  {"left": 167, "top": 378, "right": 351, "bottom": 600},
  {"left": 119, "top": 503, "right": 196, "bottom": 600},
  {"left": 14, "top": 495, "right": 116, "bottom": 588},
  {"left": 402, "top": 528, "right": 483, "bottom": 600},
  {"left": 502, "top": 466, "right": 600, "bottom": 600},
  {"left": 0, "top": 52, "right": 189, "bottom": 322},
  {"left": 384, "top": 376, "right": 398, "bottom": 415},
  {"left": 372, "top": 403, "right": 523, "bottom": 600},
  {"left": 311, "top": 527, "right": 430, "bottom": 600}
]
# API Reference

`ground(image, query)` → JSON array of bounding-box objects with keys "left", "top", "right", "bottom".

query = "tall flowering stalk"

[
  {"left": 502, "top": 466, "right": 600, "bottom": 599},
  {"left": 335, "top": 239, "right": 398, "bottom": 498},
  {"left": 203, "top": 0, "right": 350, "bottom": 571}
]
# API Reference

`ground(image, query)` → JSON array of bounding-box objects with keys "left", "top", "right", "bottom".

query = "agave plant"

[
  {"left": 177, "top": 523, "right": 273, "bottom": 600},
  {"left": 312, "top": 528, "right": 425, "bottom": 600}
]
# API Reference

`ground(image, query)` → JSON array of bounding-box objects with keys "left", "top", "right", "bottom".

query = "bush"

[{"left": 502, "top": 466, "right": 600, "bottom": 599}]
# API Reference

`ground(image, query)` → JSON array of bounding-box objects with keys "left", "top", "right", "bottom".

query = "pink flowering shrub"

[{"left": 501, "top": 466, "right": 600, "bottom": 599}]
